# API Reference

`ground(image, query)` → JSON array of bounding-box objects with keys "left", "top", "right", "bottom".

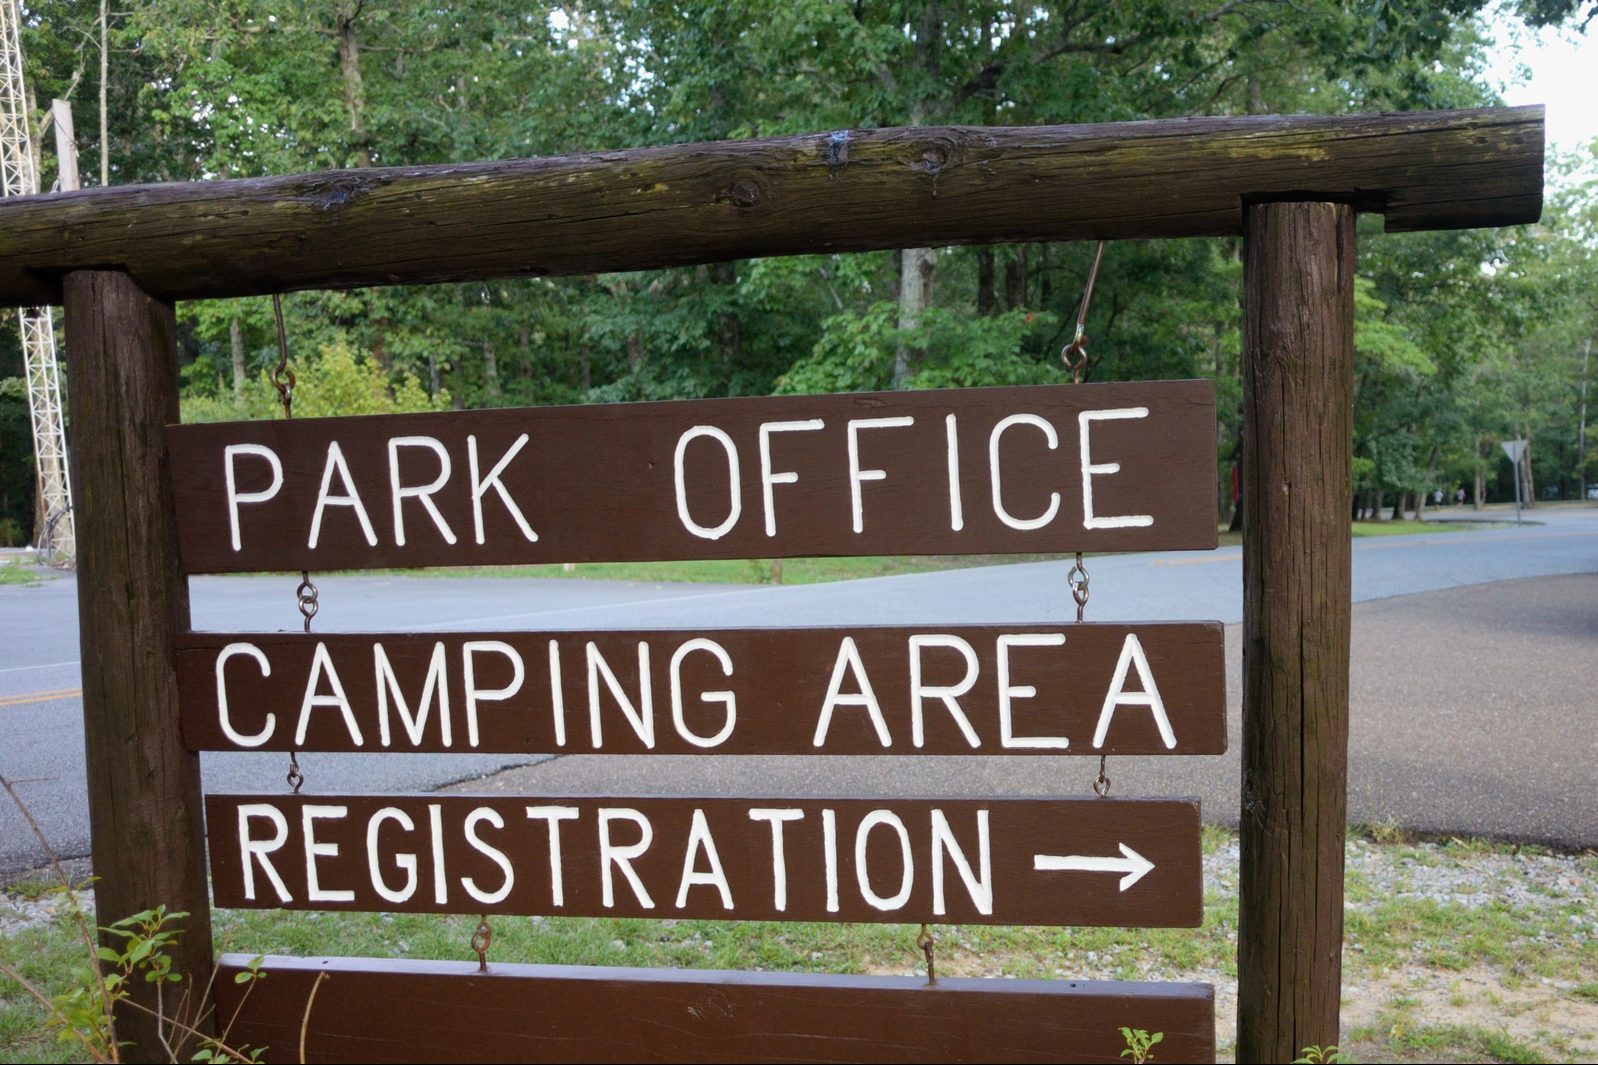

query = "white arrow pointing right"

[{"left": 1032, "top": 843, "right": 1155, "bottom": 891}]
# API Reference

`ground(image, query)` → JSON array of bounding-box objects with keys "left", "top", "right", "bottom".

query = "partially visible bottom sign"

[{"left": 213, "top": 954, "right": 1217, "bottom": 1064}]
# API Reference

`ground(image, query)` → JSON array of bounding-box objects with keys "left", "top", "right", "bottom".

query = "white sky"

[{"left": 1482, "top": 7, "right": 1597, "bottom": 154}]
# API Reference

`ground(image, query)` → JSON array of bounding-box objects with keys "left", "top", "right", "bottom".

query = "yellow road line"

[{"left": 0, "top": 687, "right": 82, "bottom": 708}]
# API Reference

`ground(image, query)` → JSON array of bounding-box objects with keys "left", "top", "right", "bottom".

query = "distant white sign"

[{"left": 1500, "top": 439, "right": 1527, "bottom": 465}]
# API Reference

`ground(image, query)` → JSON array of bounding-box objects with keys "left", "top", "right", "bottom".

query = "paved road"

[{"left": 2, "top": 504, "right": 1595, "bottom": 873}]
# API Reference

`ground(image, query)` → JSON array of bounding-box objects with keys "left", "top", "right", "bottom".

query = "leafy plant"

[
  {"left": 0, "top": 773, "right": 266, "bottom": 1062},
  {"left": 1294, "top": 1046, "right": 1355, "bottom": 1064},
  {"left": 1119, "top": 1026, "right": 1163, "bottom": 1063}
]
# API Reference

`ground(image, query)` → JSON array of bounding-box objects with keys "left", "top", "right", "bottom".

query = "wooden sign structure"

[
  {"left": 168, "top": 380, "right": 1217, "bottom": 572},
  {"left": 12, "top": 106, "right": 1543, "bottom": 1064},
  {"left": 176, "top": 380, "right": 1223, "bottom": 1062},
  {"left": 213, "top": 955, "right": 1217, "bottom": 1065},
  {"left": 176, "top": 623, "right": 1227, "bottom": 755},
  {"left": 207, "top": 795, "right": 1203, "bottom": 927}
]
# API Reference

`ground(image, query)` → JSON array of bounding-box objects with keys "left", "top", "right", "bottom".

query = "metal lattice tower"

[{"left": 1, "top": 0, "right": 74, "bottom": 563}]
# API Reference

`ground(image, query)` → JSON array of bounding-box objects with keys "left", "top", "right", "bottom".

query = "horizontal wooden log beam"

[{"left": 0, "top": 107, "right": 1542, "bottom": 306}]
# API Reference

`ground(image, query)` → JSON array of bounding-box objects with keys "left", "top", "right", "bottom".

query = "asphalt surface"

[
  {"left": 460, "top": 572, "right": 1597, "bottom": 849},
  {"left": 1, "top": 503, "right": 1595, "bottom": 875}
]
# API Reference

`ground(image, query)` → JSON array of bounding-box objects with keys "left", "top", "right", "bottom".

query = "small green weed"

[{"left": 1119, "top": 1026, "right": 1163, "bottom": 1063}]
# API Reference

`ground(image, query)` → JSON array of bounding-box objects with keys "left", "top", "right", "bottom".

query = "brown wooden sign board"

[
  {"left": 167, "top": 381, "right": 1216, "bottom": 574},
  {"left": 206, "top": 795, "right": 1202, "bottom": 927},
  {"left": 176, "top": 623, "right": 1225, "bottom": 756},
  {"left": 213, "top": 954, "right": 1216, "bottom": 1064}
]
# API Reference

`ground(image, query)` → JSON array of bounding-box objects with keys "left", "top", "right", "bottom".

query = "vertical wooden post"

[
  {"left": 1237, "top": 202, "right": 1354, "bottom": 1063},
  {"left": 62, "top": 271, "right": 214, "bottom": 1060}
]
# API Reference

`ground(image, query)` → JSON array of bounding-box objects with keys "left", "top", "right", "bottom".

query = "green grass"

[
  {"left": 0, "top": 562, "right": 44, "bottom": 587},
  {"left": 1350, "top": 519, "right": 1475, "bottom": 538},
  {"left": 1381, "top": 1021, "right": 1554, "bottom": 1063},
  {"left": 326, "top": 519, "right": 1476, "bottom": 587},
  {"left": 6, "top": 827, "right": 1590, "bottom": 1064},
  {"left": 0, "top": 915, "right": 96, "bottom": 1064}
]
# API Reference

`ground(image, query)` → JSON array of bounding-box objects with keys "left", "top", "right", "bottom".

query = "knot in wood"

[
  {"left": 728, "top": 179, "right": 762, "bottom": 209},
  {"left": 310, "top": 172, "right": 383, "bottom": 212}
]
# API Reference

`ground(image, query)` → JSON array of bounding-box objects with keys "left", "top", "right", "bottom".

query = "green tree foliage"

[
  {"left": 0, "top": 378, "right": 35, "bottom": 544},
  {"left": 7, "top": 0, "right": 1594, "bottom": 510},
  {"left": 180, "top": 339, "right": 448, "bottom": 423}
]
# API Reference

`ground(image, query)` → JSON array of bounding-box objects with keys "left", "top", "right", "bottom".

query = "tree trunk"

[
  {"left": 1519, "top": 428, "right": 1536, "bottom": 506},
  {"left": 711, "top": 260, "right": 741, "bottom": 376},
  {"left": 483, "top": 339, "right": 499, "bottom": 399},
  {"left": 428, "top": 353, "right": 441, "bottom": 397},
  {"left": 98, "top": 0, "right": 109, "bottom": 185},
  {"left": 336, "top": 6, "right": 373, "bottom": 168},
  {"left": 893, "top": 246, "right": 936, "bottom": 388},
  {"left": 1579, "top": 339, "right": 1590, "bottom": 503},
  {"left": 1004, "top": 247, "right": 1028, "bottom": 309},
  {"left": 976, "top": 247, "right": 996, "bottom": 315},
  {"left": 1474, "top": 469, "right": 1485, "bottom": 509},
  {"left": 579, "top": 340, "right": 591, "bottom": 392},
  {"left": 229, "top": 314, "right": 246, "bottom": 408}
]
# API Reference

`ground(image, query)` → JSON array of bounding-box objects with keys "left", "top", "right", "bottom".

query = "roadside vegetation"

[
  {"left": 375, "top": 521, "right": 1478, "bottom": 586},
  {"left": 4, "top": 826, "right": 1593, "bottom": 1064},
  {"left": 4, "top": 4, "right": 1596, "bottom": 546}
]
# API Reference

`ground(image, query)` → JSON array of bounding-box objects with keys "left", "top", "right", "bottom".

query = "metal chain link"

[
  {"left": 915, "top": 923, "right": 936, "bottom": 985},
  {"left": 275, "top": 294, "right": 314, "bottom": 796},
  {"left": 472, "top": 915, "right": 493, "bottom": 972},
  {"left": 1060, "top": 240, "right": 1105, "bottom": 385},
  {"left": 296, "top": 574, "right": 319, "bottom": 630},
  {"left": 1062, "top": 244, "right": 1110, "bottom": 796},
  {"left": 1093, "top": 754, "right": 1112, "bottom": 797},
  {"left": 271, "top": 294, "right": 296, "bottom": 418},
  {"left": 1067, "top": 553, "right": 1090, "bottom": 622}
]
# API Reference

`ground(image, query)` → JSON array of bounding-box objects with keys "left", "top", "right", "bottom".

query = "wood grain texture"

[
  {"left": 0, "top": 108, "right": 1541, "bottom": 306},
  {"left": 168, "top": 381, "right": 1217, "bottom": 573},
  {"left": 212, "top": 955, "right": 1217, "bottom": 1064},
  {"left": 60, "top": 272, "right": 214, "bottom": 1060},
  {"left": 205, "top": 794, "right": 1204, "bottom": 928},
  {"left": 175, "top": 623, "right": 1227, "bottom": 756},
  {"left": 1236, "top": 203, "right": 1354, "bottom": 1062}
]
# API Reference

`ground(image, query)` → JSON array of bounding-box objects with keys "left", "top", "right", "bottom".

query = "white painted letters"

[
  {"left": 669, "top": 638, "right": 736, "bottom": 748},
  {"left": 215, "top": 642, "right": 274, "bottom": 747},
  {"left": 467, "top": 433, "right": 537, "bottom": 545},
  {"left": 1079, "top": 408, "right": 1154, "bottom": 530},
  {"left": 462, "top": 641, "right": 523, "bottom": 748},
  {"left": 997, "top": 632, "right": 1069, "bottom": 749},
  {"left": 389, "top": 436, "right": 458, "bottom": 546},
  {"left": 847, "top": 416, "right": 914, "bottom": 534},
  {"left": 759, "top": 419, "right": 824, "bottom": 537},
  {"left": 598, "top": 808, "right": 655, "bottom": 909},
  {"left": 1092, "top": 633, "right": 1176, "bottom": 749},
  {"left": 308, "top": 441, "right": 378, "bottom": 549},
  {"left": 673, "top": 426, "right": 740, "bottom": 540},
  {"left": 224, "top": 444, "right": 283, "bottom": 553},
  {"left": 989, "top": 414, "right": 1062, "bottom": 531}
]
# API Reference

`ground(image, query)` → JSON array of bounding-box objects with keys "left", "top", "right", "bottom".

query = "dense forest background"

[{"left": 2, "top": 1, "right": 1595, "bottom": 543}]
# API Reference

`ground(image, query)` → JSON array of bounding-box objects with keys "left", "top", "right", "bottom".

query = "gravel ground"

[{"left": 5, "top": 837, "right": 1594, "bottom": 1062}]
